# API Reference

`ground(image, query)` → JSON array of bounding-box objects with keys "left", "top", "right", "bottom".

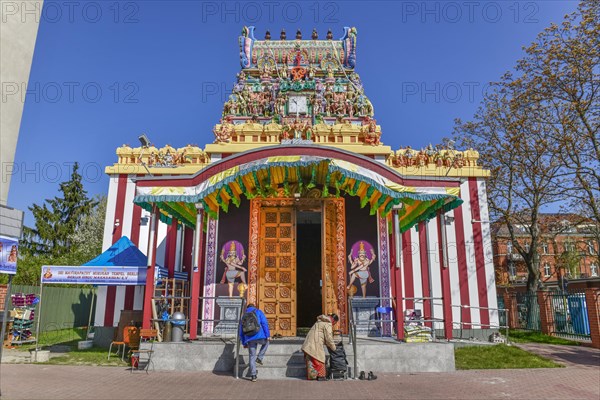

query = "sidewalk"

[
  {"left": 515, "top": 343, "right": 600, "bottom": 369},
  {"left": 0, "top": 362, "right": 598, "bottom": 400}
]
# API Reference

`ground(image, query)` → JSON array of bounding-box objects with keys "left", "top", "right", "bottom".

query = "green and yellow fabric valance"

[{"left": 134, "top": 155, "right": 462, "bottom": 231}]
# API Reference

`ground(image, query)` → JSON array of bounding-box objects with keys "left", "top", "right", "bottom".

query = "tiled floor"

[{"left": 1, "top": 351, "right": 599, "bottom": 400}]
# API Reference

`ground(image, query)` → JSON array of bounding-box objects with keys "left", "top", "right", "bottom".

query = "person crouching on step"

[{"left": 301, "top": 314, "right": 339, "bottom": 380}]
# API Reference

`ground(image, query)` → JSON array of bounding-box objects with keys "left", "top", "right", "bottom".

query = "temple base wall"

[{"left": 144, "top": 340, "right": 455, "bottom": 377}]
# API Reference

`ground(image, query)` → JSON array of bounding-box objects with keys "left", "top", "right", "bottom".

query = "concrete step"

[{"left": 238, "top": 363, "right": 307, "bottom": 379}]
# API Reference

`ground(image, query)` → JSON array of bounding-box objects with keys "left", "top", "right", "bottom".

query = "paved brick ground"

[
  {"left": 1, "top": 361, "right": 598, "bottom": 400},
  {"left": 515, "top": 343, "right": 600, "bottom": 369}
]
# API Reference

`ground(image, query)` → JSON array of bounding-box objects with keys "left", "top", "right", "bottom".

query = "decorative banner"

[
  {"left": 0, "top": 235, "right": 19, "bottom": 275},
  {"left": 41, "top": 266, "right": 147, "bottom": 285}
]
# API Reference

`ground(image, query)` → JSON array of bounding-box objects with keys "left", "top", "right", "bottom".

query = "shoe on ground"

[
  {"left": 368, "top": 371, "right": 377, "bottom": 380},
  {"left": 317, "top": 376, "right": 328, "bottom": 381},
  {"left": 358, "top": 371, "right": 366, "bottom": 380},
  {"left": 251, "top": 375, "right": 257, "bottom": 382},
  {"left": 256, "top": 358, "right": 263, "bottom": 365}
]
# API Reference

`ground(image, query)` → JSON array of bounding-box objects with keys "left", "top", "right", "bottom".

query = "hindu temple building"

[{"left": 95, "top": 27, "right": 499, "bottom": 343}]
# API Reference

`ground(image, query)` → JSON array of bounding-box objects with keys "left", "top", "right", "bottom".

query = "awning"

[{"left": 134, "top": 156, "right": 462, "bottom": 232}]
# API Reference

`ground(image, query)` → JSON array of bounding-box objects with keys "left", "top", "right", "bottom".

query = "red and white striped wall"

[
  {"left": 94, "top": 174, "right": 185, "bottom": 328},
  {"left": 397, "top": 178, "right": 499, "bottom": 330}
]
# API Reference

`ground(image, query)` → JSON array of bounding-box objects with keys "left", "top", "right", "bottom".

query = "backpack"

[{"left": 241, "top": 310, "right": 261, "bottom": 335}]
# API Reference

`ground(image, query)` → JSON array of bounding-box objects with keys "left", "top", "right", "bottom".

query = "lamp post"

[{"left": 137, "top": 133, "right": 153, "bottom": 176}]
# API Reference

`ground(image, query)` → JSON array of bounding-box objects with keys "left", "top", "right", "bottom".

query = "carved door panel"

[
  {"left": 322, "top": 199, "right": 348, "bottom": 333},
  {"left": 259, "top": 207, "right": 296, "bottom": 336}
]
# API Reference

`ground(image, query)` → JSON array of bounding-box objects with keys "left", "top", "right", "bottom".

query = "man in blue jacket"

[{"left": 239, "top": 304, "right": 270, "bottom": 382}]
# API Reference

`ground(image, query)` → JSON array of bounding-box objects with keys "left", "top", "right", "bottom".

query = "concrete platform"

[{"left": 145, "top": 337, "right": 455, "bottom": 378}]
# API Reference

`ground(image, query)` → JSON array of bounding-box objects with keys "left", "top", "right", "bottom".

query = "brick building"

[{"left": 493, "top": 214, "right": 599, "bottom": 288}]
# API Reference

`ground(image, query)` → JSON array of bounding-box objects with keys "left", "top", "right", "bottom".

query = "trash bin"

[
  {"left": 567, "top": 294, "right": 590, "bottom": 335},
  {"left": 171, "top": 312, "right": 186, "bottom": 342}
]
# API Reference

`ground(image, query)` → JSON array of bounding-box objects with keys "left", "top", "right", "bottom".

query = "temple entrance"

[
  {"left": 252, "top": 198, "right": 348, "bottom": 336},
  {"left": 296, "top": 210, "right": 322, "bottom": 330}
]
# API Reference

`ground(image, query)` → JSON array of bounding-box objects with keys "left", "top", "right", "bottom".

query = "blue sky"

[{"left": 9, "top": 1, "right": 578, "bottom": 225}]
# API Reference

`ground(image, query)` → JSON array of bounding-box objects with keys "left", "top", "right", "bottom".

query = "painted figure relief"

[
  {"left": 219, "top": 240, "right": 247, "bottom": 297},
  {"left": 7, "top": 245, "right": 18, "bottom": 263},
  {"left": 347, "top": 241, "right": 376, "bottom": 298}
]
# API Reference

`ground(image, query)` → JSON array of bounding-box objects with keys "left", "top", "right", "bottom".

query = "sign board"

[
  {"left": 0, "top": 205, "right": 24, "bottom": 275},
  {"left": 41, "top": 266, "right": 147, "bottom": 285},
  {"left": 0, "top": 235, "right": 19, "bottom": 275}
]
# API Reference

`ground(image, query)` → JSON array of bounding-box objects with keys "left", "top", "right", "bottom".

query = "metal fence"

[
  {"left": 9, "top": 284, "right": 96, "bottom": 333},
  {"left": 549, "top": 291, "right": 591, "bottom": 341},
  {"left": 496, "top": 296, "right": 507, "bottom": 328},
  {"left": 515, "top": 292, "right": 541, "bottom": 331}
]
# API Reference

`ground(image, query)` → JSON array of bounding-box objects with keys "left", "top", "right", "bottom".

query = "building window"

[
  {"left": 542, "top": 242, "right": 548, "bottom": 254},
  {"left": 543, "top": 263, "right": 551, "bottom": 277},
  {"left": 508, "top": 261, "right": 516, "bottom": 280},
  {"left": 589, "top": 241, "right": 597, "bottom": 255},
  {"left": 591, "top": 264, "right": 598, "bottom": 277},
  {"left": 506, "top": 241, "right": 513, "bottom": 254},
  {"left": 564, "top": 241, "right": 575, "bottom": 252}
]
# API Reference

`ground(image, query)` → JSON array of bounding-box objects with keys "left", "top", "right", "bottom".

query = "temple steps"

[{"left": 145, "top": 339, "right": 455, "bottom": 377}]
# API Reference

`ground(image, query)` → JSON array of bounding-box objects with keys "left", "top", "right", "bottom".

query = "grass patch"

[
  {"left": 508, "top": 330, "right": 581, "bottom": 346},
  {"left": 455, "top": 345, "right": 563, "bottom": 370},
  {"left": 18, "top": 328, "right": 128, "bottom": 367},
  {"left": 46, "top": 346, "right": 128, "bottom": 367}
]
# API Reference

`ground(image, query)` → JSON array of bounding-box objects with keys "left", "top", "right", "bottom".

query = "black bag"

[
  {"left": 241, "top": 310, "right": 261, "bottom": 335},
  {"left": 328, "top": 341, "right": 348, "bottom": 372}
]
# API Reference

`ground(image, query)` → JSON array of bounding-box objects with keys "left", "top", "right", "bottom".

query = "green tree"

[
  {"left": 3, "top": 164, "right": 104, "bottom": 285},
  {"left": 22, "top": 163, "right": 97, "bottom": 258},
  {"left": 69, "top": 195, "right": 107, "bottom": 262}
]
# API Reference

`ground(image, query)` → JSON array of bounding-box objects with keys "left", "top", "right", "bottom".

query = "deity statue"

[
  {"left": 219, "top": 241, "right": 247, "bottom": 297},
  {"left": 291, "top": 117, "right": 305, "bottom": 139},
  {"left": 213, "top": 117, "right": 234, "bottom": 143},
  {"left": 260, "top": 64, "right": 272, "bottom": 81},
  {"left": 363, "top": 116, "right": 380, "bottom": 145},
  {"left": 275, "top": 94, "right": 287, "bottom": 116},
  {"left": 326, "top": 65, "right": 335, "bottom": 79},
  {"left": 347, "top": 241, "right": 376, "bottom": 298}
]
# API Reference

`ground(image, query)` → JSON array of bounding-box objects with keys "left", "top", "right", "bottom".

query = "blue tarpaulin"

[{"left": 84, "top": 236, "right": 147, "bottom": 268}]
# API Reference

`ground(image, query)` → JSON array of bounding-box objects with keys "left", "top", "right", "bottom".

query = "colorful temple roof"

[{"left": 107, "top": 27, "right": 487, "bottom": 178}]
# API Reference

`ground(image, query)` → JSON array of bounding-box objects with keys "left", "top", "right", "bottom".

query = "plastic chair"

[
  {"left": 108, "top": 325, "right": 135, "bottom": 361},
  {"left": 130, "top": 328, "right": 157, "bottom": 373}
]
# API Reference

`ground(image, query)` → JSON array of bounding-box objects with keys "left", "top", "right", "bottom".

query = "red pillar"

[
  {"left": 537, "top": 290, "right": 555, "bottom": 336},
  {"left": 585, "top": 288, "right": 600, "bottom": 349},
  {"left": 503, "top": 292, "right": 519, "bottom": 329},
  {"left": 418, "top": 222, "right": 432, "bottom": 328},
  {"left": 142, "top": 205, "right": 159, "bottom": 329},
  {"left": 437, "top": 212, "right": 453, "bottom": 340},
  {"left": 188, "top": 205, "right": 205, "bottom": 340},
  {"left": 165, "top": 218, "right": 178, "bottom": 279}
]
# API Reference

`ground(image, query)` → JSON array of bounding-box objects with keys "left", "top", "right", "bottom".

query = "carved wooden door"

[
  {"left": 259, "top": 207, "right": 296, "bottom": 336},
  {"left": 321, "top": 199, "right": 348, "bottom": 333}
]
